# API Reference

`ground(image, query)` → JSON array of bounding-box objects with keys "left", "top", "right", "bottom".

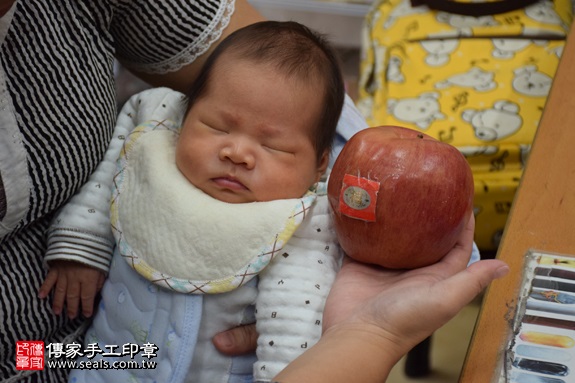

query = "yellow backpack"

[{"left": 357, "top": 0, "right": 572, "bottom": 251}]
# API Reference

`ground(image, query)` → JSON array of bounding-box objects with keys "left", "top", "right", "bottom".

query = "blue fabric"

[
  {"left": 229, "top": 352, "right": 257, "bottom": 383},
  {"left": 69, "top": 251, "right": 203, "bottom": 383}
]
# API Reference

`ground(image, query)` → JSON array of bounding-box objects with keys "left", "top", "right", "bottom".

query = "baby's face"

[{"left": 176, "top": 60, "right": 327, "bottom": 203}]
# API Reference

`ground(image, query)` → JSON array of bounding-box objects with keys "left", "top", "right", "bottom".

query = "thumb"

[
  {"left": 212, "top": 324, "right": 258, "bottom": 356},
  {"left": 438, "top": 259, "right": 509, "bottom": 314}
]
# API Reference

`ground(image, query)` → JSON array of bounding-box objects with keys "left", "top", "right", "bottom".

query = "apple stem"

[{"left": 417, "top": 134, "right": 424, "bottom": 139}]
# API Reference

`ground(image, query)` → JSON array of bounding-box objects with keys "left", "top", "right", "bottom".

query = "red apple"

[{"left": 328, "top": 126, "right": 474, "bottom": 269}]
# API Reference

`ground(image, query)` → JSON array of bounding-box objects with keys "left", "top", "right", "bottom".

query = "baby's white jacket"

[{"left": 47, "top": 88, "right": 342, "bottom": 383}]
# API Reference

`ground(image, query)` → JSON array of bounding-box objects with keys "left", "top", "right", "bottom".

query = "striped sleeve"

[
  {"left": 44, "top": 88, "right": 186, "bottom": 273},
  {"left": 43, "top": 91, "right": 145, "bottom": 273},
  {"left": 112, "top": 0, "right": 235, "bottom": 74},
  {"left": 45, "top": 228, "right": 115, "bottom": 271}
]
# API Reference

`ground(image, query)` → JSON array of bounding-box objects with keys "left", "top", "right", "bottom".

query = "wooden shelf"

[{"left": 460, "top": 22, "right": 575, "bottom": 383}]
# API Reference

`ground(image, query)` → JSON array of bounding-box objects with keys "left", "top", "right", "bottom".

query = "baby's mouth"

[{"left": 212, "top": 177, "right": 248, "bottom": 191}]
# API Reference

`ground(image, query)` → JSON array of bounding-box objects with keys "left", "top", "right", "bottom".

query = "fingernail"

[
  {"left": 495, "top": 265, "right": 510, "bottom": 279},
  {"left": 214, "top": 332, "right": 234, "bottom": 349}
]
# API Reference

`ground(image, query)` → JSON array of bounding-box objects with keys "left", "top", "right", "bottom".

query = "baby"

[{"left": 42, "top": 21, "right": 347, "bottom": 383}]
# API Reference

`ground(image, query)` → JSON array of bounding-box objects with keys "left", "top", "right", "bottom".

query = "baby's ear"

[{"left": 316, "top": 150, "right": 330, "bottom": 181}]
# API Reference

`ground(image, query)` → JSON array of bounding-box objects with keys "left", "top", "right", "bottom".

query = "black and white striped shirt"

[{"left": 0, "top": 1, "right": 231, "bottom": 381}]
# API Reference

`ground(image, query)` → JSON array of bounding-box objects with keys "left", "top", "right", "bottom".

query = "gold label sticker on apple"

[{"left": 339, "top": 174, "right": 380, "bottom": 222}]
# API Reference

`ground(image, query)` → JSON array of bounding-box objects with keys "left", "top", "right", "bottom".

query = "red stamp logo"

[
  {"left": 339, "top": 174, "right": 380, "bottom": 222},
  {"left": 16, "top": 341, "right": 44, "bottom": 371}
]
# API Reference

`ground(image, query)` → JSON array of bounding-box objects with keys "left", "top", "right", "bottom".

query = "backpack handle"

[{"left": 410, "top": 0, "right": 543, "bottom": 16}]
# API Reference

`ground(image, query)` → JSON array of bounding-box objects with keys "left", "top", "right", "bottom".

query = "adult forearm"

[{"left": 273, "top": 325, "right": 400, "bottom": 383}]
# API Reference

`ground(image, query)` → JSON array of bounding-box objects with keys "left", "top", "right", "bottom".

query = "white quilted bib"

[{"left": 111, "top": 120, "right": 316, "bottom": 294}]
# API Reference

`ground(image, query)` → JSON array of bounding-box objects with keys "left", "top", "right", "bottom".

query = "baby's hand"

[{"left": 38, "top": 261, "right": 105, "bottom": 319}]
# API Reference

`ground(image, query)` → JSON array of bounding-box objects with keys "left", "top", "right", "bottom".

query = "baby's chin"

[
  {"left": 197, "top": 182, "right": 305, "bottom": 203},
  {"left": 202, "top": 187, "right": 257, "bottom": 204}
]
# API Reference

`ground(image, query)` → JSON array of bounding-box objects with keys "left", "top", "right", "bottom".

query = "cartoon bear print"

[
  {"left": 387, "top": 56, "right": 405, "bottom": 83},
  {"left": 435, "top": 67, "right": 497, "bottom": 92},
  {"left": 548, "top": 44, "right": 564, "bottom": 59},
  {"left": 383, "top": 0, "right": 429, "bottom": 29},
  {"left": 492, "top": 39, "right": 532, "bottom": 59},
  {"left": 388, "top": 92, "right": 445, "bottom": 129},
  {"left": 519, "top": 144, "right": 531, "bottom": 168},
  {"left": 513, "top": 65, "right": 553, "bottom": 97},
  {"left": 457, "top": 145, "right": 499, "bottom": 157},
  {"left": 436, "top": 12, "right": 498, "bottom": 33},
  {"left": 462, "top": 100, "right": 522, "bottom": 141},
  {"left": 420, "top": 39, "right": 459, "bottom": 66},
  {"left": 525, "top": 1, "right": 566, "bottom": 29},
  {"left": 360, "top": 44, "right": 388, "bottom": 95}
]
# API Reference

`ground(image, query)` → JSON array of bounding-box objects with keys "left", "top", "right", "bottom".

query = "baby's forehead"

[{"left": 216, "top": 52, "right": 325, "bottom": 84}]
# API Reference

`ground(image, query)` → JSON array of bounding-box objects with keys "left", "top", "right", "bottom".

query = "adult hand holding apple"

[{"left": 328, "top": 126, "right": 474, "bottom": 269}]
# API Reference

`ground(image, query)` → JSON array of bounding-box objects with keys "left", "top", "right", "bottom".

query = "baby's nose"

[{"left": 219, "top": 144, "right": 255, "bottom": 169}]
